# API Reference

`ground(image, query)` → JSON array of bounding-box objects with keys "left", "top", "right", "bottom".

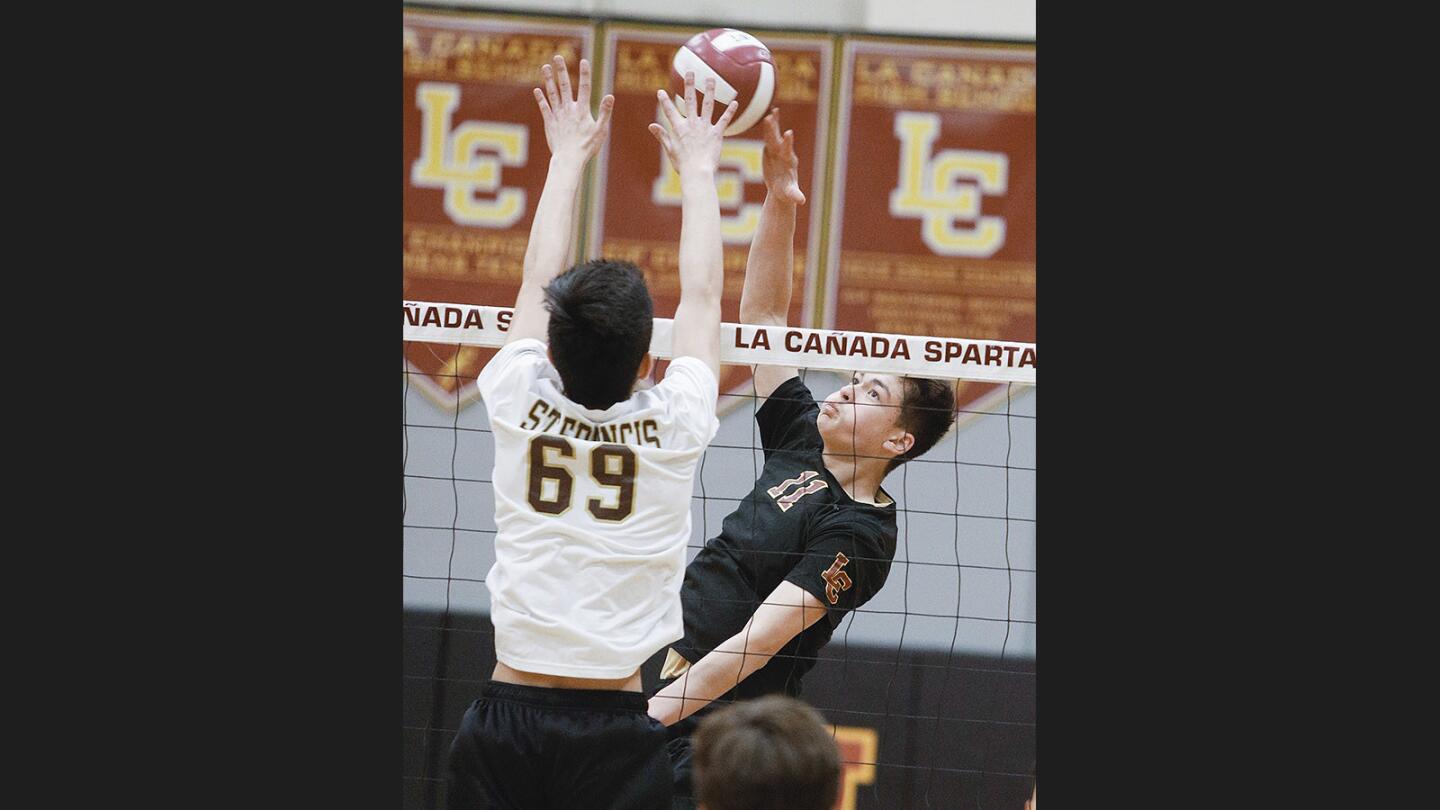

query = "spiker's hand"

[{"left": 761, "top": 108, "right": 805, "bottom": 205}]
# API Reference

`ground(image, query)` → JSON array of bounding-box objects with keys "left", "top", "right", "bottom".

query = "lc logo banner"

[
  {"left": 889, "top": 111, "right": 1008, "bottom": 258},
  {"left": 411, "top": 82, "right": 530, "bottom": 228}
]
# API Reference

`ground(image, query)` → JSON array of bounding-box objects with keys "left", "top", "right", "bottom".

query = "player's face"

[{"left": 817, "top": 372, "right": 909, "bottom": 461}]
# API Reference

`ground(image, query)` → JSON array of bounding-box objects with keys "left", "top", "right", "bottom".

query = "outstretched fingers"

[
  {"left": 648, "top": 122, "right": 676, "bottom": 160},
  {"left": 701, "top": 77, "right": 715, "bottom": 124},
  {"left": 553, "top": 55, "right": 572, "bottom": 104},
  {"left": 763, "top": 108, "right": 782, "bottom": 145},
  {"left": 786, "top": 147, "right": 807, "bottom": 204},
  {"left": 785, "top": 128, "right": 806, "bottom": 203},
  {"left": 577, "top": 58, "right": 591, "bottom": 106},
  {"left": 657, "top": 89, "right": 684, "bottom": 131},
  {"left": 716, "top": 99, "right": 739, "bottom": 130},
  {"left": 683, "top": 70, "right": 697, "bottom": 118},
  {"left": 596, "top": 94, "right": 615, "bottom": 135},
  {"left": 533, "top": 87, "right": 552, "bottom": 119},
  {"left": 541, "top": 63, "right": 560, "bottom": 110}
]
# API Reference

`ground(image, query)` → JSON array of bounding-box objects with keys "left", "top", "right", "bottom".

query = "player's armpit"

[{"left": 750, "top": 363, "right": 799, "bottom": 401}]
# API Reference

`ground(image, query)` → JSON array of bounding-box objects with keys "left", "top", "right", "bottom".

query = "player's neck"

[{"left": 820, "top": 452, "right": 889, "bottom": 505}]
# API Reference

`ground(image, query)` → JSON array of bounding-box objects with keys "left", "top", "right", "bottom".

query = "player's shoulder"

[
  {"left": 659, "top": 355, "right": 719, "bottom": 393},
  {"left": 494, "top": 337, "right": 547, "bottom": 359},
  {"left": 813, "top": 505, "right": 897, "bottom": 550},
  {"left": 765, "top": 375, "right": 812, "bottom": 402},
  {"left": 863, "top": 504, "right": 899, "bottom": 542},
  {"left": 639, "top": 357, "right": 720, "bottom": 446},
  {"left": 757, "top": 375, "right": 818, "bottom": 425},
  {"left": 480, "top": 338, "right": 548, "bottom": 379}
]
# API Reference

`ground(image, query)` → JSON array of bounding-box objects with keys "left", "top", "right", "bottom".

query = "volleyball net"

[{"left": 403, "top": 300, "right": 1036, "bottom": 809}]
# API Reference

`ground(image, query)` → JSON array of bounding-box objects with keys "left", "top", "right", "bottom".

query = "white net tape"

[{"left": 404, "top": 300, "right": 1036, "bottom": 386}]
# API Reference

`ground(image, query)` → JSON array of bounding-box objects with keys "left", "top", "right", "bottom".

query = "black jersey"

[{"left": 670, "top": 376, "right": 897, "bottom": 702}]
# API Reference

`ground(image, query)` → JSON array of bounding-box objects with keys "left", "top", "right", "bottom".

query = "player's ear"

[
  {"left": 884, "top": 431, "right": 915, "bottom": 458},
  {"left": 635, "top": 352, "right": 654, "bottom": 382}
]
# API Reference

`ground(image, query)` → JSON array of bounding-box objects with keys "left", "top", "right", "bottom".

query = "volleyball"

[{"left": 670, "top": 28, "right": 776, "bottom": 136}]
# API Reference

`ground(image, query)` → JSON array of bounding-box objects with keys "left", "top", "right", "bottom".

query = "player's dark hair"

[
  {"left": 543, "top": 259, "right": 654, "bottom": 410},
  {"left": 886, "top": 377, "right": 958, "bottom": 473},
  {"left": 692, "top": 695, "right": 840, "bottom": 810}
]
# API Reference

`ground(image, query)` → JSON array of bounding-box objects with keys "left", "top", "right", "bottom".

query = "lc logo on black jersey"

[
  {"left": 821, "top": 552, "right": 852, "bottom": 605},
  {"left": 766, "top": 471, "right": 829, "bottom": 512}
]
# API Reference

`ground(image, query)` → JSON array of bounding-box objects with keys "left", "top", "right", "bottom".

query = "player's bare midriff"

[{"left": 492, "top": 662, "right": 643, "bottom": 692}]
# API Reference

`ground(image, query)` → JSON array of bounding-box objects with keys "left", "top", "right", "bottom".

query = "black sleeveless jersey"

[{"left": 670, "top": 376, "right": 898, "bottom": 701}]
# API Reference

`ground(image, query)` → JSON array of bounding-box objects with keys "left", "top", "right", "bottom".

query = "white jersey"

[{"left": 476, "top": 338, "right": 719, "bottom": 678}]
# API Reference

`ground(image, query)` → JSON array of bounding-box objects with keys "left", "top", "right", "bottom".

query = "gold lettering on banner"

[
  {"left": 853, "top": 56, "right": 1035, "bottom": 113},
  {"left": 772, "top": 52, "right": 819, "bottom": 102},
  {"left": 412, "top": 82, "right": 528, "bottom": 228},
  {"left": 613, "top": 43, "right": 672, "bottom": 95},
  {"left": 835, "top": 270, "right": 1034, "bottom": 338},
  {"left": 889, "top": 112, "right": 1007, "bottom": 258},
  {"left": 404, "top": 29, "right": 580, "bottom": 83},
  {"left": 652, "top": 102, "right": 766, "bottom": 244},
  {"left": 403, "top": 226, "right": 529, "bottom": 282}
]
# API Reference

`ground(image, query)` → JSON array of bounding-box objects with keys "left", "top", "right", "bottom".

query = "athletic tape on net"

[{"left": 403, "top": 301, "right": 1035, "bottom": 385}]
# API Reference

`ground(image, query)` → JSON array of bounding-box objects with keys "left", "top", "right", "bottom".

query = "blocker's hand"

[
  {"left": 649, "top": 71, "right": 738, "bottom": 177},
  {"left": 533, "top": 55, "right": 614, "bottom": 164}
]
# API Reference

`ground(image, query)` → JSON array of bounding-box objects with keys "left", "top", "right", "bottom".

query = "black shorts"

[
  {"left": 663, "top": 715, "right": 701, "bottom": 810},
  {"left": 445, "top": 681, "right": 673, "bottom": 810}
]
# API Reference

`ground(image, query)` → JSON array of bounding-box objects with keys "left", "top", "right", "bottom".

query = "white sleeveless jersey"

[{"left": 476, "top": 339, "right": 719, "bottom": 678}]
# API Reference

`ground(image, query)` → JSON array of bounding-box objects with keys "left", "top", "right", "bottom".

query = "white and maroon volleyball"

[{"left": 670, "top": 28, "right": 777, "bottom": 136}]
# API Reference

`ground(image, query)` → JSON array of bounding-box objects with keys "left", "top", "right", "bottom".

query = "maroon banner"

[
  {"left": 590, "top": 25, "right": 832, "bottom": 414},
  {"left": 825, "top": 40, "right": 1035, "bottom": 416},
  {"left": 403, "top": 12, "right": 593, "bottom": 407}
]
